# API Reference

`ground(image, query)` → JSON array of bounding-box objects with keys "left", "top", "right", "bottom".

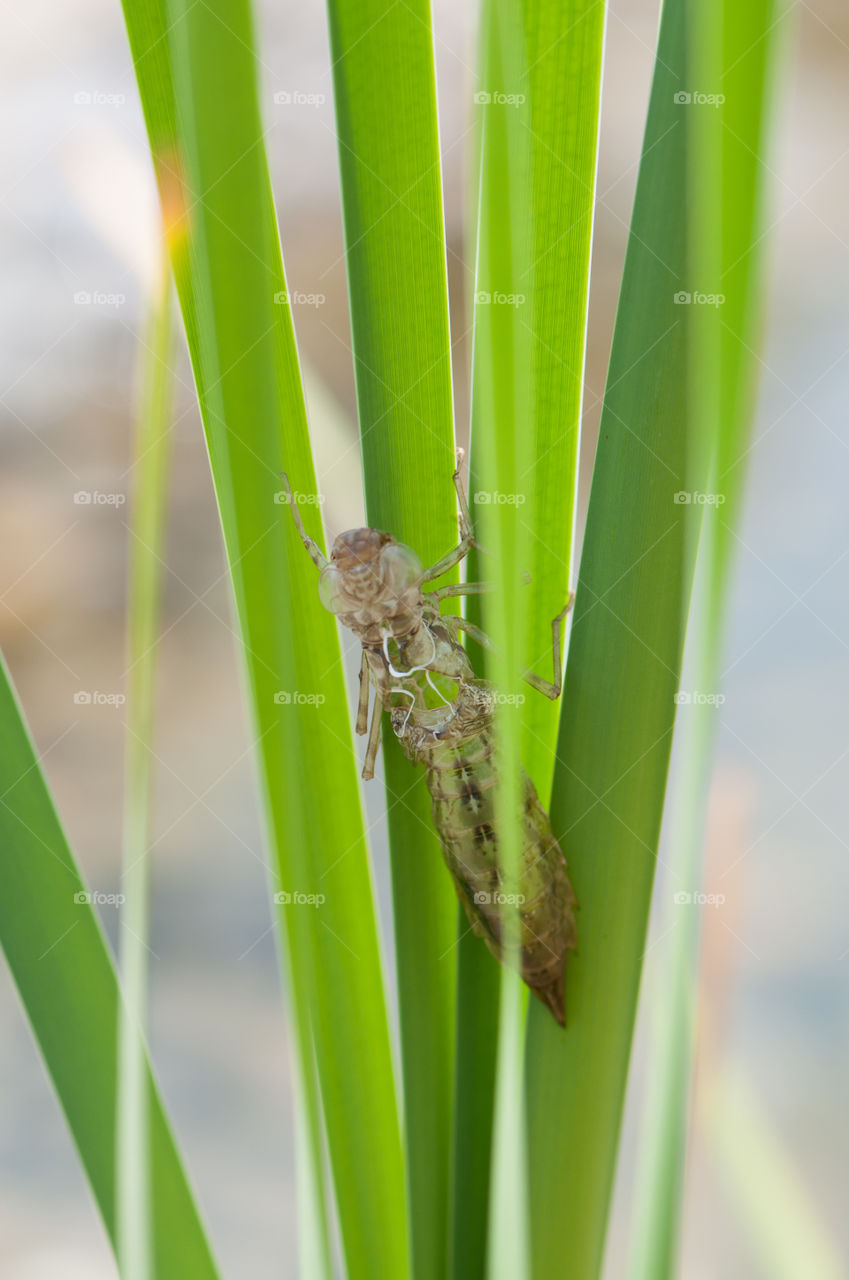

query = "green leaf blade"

[
  {"left": 524, "top": 3, "right": 705, "bottom": 1275},
  {"left": 628, "top": 3, "right": 785, "bottom": 1275},
  {"left": 326, "top": 3, "right": 460, "bottom": 1276},
  {"left": 123, "top": 2, "right": 409, "bottom": 1275},
  {"left": 458, "top": 1, "right": 606, "bottom": 1273},
  {"left": 0, "top": 662, "right": 221, "bottom": 1279}
]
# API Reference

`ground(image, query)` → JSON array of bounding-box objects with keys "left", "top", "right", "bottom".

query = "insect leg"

[
  {"left": 280, "top": 473, "right": 327, "bottom": 570},
  {"left": 522, "top": 595, "right": 574, "bottom": 701},
  {"left": 442, "top": 613, "right": 496, "bottom": 650},
  {"left": 444, "top": 595, "right": 574, "bottom": 701},
  {"left": 422, "top": 462, "right": 484, "bottom": 582},
  {"left": 428, "top": 580, "right": 494, "bottom": 602},
  {"left": 362, "top": 694, "right": 385, "bottom": 781},
  {"left": 356, "top": 650, "right": 370, "bottom": 735}
]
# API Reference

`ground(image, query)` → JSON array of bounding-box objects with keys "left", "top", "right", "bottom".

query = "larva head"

[{"left": 318, "top": 528, "right": 424, "bottom": 624}]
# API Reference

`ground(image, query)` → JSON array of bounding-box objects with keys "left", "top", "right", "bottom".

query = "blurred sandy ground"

[{"left": 0, "top": 0, "right": 846, "bottom": 1276}]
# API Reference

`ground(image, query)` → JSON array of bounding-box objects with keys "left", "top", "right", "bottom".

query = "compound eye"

[
  {"left": 380, "top": 542, "right": 423, "bottom": 595},
  {"left": 318, "top": 564, "right": 346, "bottom": 613}
]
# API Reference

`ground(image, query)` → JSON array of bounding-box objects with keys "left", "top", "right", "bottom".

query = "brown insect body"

[
  {"left": 391, "top": 680, "right": 577, "bottom": 1024},
  {"left": 284, "top": 473, "right": 577, "bottom": 1024}
]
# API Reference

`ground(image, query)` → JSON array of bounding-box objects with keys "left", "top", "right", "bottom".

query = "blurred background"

[{"left": 0, "top": 0, "right": 846, "bottom": 1275}]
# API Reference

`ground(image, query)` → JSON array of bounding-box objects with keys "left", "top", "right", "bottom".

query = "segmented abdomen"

[{"left": 399, "top": 685, "right": 577, "bottom": 1025}]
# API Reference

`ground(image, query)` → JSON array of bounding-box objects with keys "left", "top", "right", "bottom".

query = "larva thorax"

[{"left": 317, "top": 527, "right": 425, "bottom": 647}]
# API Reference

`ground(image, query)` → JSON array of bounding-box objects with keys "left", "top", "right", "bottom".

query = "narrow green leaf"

[
  {"left": 325, "top": 3, "right": 459, "bottom": 1276},
  {"left": 479, "top": 0, "right": 605, "bottom": 796},
  {"left": 0, "top": 661, "right": 221, "bottom": 1279},
  {"left": 524, "top": 2, "right": 709, "bottom": 1274},
  {"left": 472, "top": 7, "right": 536, "bottom": 1277},
  {"left": 458, "top": 1, "right": 606, "bottom": 1274},
  {"left": 449, "top": 927, "right": 500, "bottom": 1280},
  {"left": 121, "top": 2, "right": 408, "bottom": 1276},
  {"left": 117, "top": 248, "right": 175, "bottom": 1280},
  {"left": 628, "top": 3, "right": 783, "bottom": 1274}
]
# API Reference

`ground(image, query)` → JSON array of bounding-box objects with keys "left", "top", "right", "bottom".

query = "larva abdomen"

[{"left": 409, "top": 693, "right": 578, "bottom": 1025}]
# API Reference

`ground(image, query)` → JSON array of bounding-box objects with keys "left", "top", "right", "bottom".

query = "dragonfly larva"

[{"left": 282, "top": 464, "right": 577, "bottom": 1025}]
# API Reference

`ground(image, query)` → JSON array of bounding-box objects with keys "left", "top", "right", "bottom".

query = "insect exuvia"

[{"left": 282, "top": 462, "right": 577, "bottom": 1025}]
